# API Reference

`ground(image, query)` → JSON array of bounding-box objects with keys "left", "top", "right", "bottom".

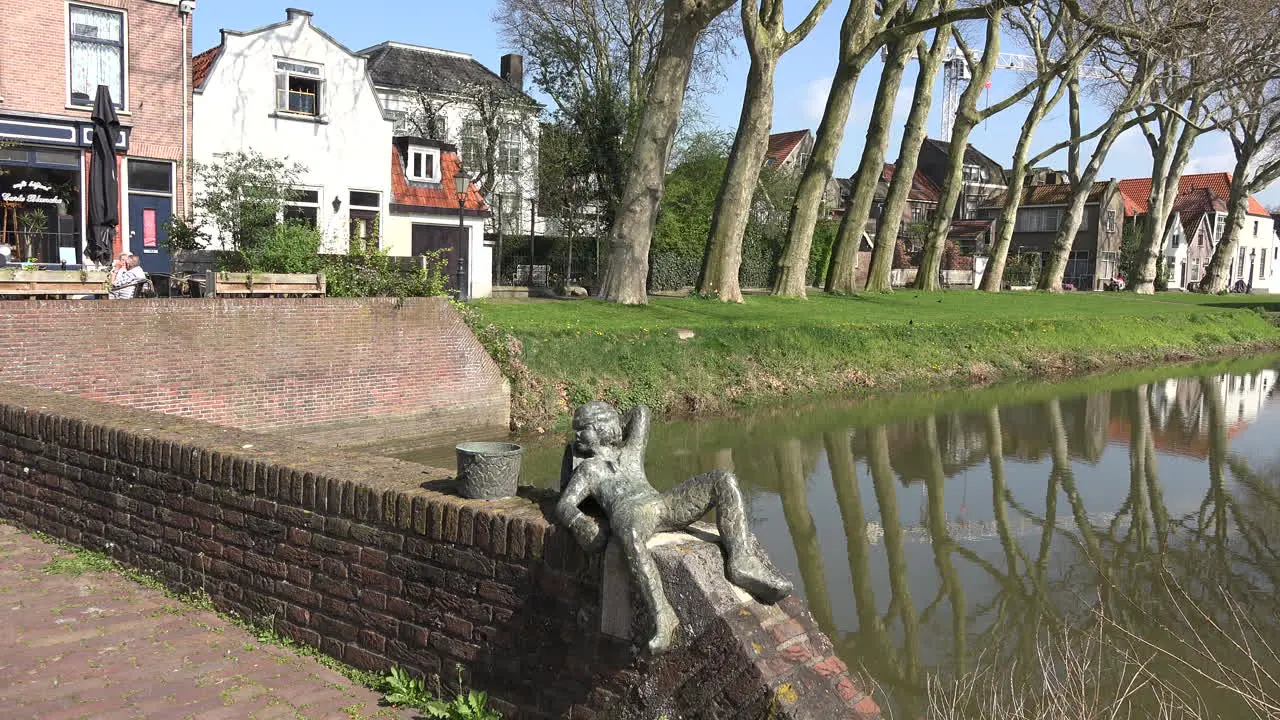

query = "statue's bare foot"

[
  {"left": 647, "top": 609, "right": 680, "bottom": 655},
  {"left": 728, "top": 554, "right": 793, "bottom": 604}
]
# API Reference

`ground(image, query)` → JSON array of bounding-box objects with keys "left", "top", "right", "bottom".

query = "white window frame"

[
  {"left": 497, "top": 122, "right": 523, "bottom": 175},
  {"left": 348, "top": 189, "right": 382, "bottom": 251},
  {"left": 460, "top": 118, "right": 486, "bottom": 168},
  {"left": 275, "top": 58, "right": 325, "bottom": 117},
  {"left": 1015, "top": 207, "right": 1063, "bottom": 233},
  {"left": 1105, "top": 209, "right": 1117, "bottom": 233},
  {"left": 406, "top": 146, "right": 441, "bottom": 184},
  {"left": 283, "top": 186, "right": 322, "bottom": 228},
  {"left": 348, "top": 189, "right": 381, "bottom": 213},
  {"left": 66, "top": 2, "right": 128, "bottom": 111}
]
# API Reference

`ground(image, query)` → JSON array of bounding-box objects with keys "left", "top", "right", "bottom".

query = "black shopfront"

[{"left": 0, "top": 112, "right": 129, "bottom": 266}]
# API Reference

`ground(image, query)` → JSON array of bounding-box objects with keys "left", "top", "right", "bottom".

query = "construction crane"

[
  {"left": 887, "top": 46, "right": 1113, "bottom": 137},
  {"left": 940, "top": 49, "right": 1113, "bottom": 137}
]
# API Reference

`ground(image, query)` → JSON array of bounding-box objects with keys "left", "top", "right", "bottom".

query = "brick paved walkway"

[{"left": 0, "top": 524, "right": 414, "bottom": 720}]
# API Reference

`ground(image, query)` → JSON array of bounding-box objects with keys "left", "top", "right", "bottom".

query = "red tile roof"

[
  {"left": 390, "top": 146, "right": 488, "bottom": 213},
  {"left": 765, "top": 130, "right": 810, "bottom": 167},
  {"left": 1117, "top": 172, "right": 1268, "bottom": 218},
  {"left": 192, "top": 46, "right": 220, "bottom": 88},
  {"left": 880, "top": 163, "right": 941, "bottom": 203}
]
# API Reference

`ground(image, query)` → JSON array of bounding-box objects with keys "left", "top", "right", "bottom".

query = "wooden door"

[{"left": 410, "top": 223, "right": 468, "bottom": 291}]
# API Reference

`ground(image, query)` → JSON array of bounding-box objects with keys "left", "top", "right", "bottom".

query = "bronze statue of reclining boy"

[{"left": 556, "top": 401, "right": 792, "bottom": 654}]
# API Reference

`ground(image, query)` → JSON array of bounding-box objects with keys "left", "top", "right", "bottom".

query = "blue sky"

[{"left": 196, "top": 1, "right": 1275, "bottom": 207}]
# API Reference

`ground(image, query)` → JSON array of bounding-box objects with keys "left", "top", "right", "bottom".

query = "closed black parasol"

[{"left": 86, "top": 85, "right": 120, "bottom": 265}]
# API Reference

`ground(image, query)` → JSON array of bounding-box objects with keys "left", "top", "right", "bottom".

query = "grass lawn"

[{"left": 465, "top": 291, "right": 1280, "bottom": 428}]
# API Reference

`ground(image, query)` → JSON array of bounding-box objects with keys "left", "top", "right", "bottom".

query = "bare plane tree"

[
  {"left": 915, "top": 8, "right": 1079, "bottom": 290},
  {"left": 865, "top": 19, "right": 955, "bottom": 292},
  {"left": 598, "top": 0, "right": 739, "bottom": 304},
  {"left": 981, "top": 2, "right": 1091, "bottom": 291},
  {"left": 696, "top": 0, "right": 833, "bottom": 303},
  {"left": 823, "top": 0, "right": 941, "bottom": 295},
  {"left": 772, "top": 0, "right": 1038, "bottom": 298},
  {"left": 1199, "top": 1, "right": 1280, "bottom": 293}
]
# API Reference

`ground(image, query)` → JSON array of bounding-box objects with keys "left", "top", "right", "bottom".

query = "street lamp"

[
  {"left": 1249, "top": 248, "right": 1257, "bottom": 293},
  {"left": 454, "top": 163, "right": 471, "bottom": 302}
]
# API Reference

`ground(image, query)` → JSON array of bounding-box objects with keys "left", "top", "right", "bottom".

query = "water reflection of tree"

[{"left": 773, "top": 369, "right": 1280, "bottom": 718}]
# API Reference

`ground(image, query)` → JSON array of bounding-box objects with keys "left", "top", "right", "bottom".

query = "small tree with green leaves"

[{"left": 192, "top": 151, "right": 305, "bottom": 253}]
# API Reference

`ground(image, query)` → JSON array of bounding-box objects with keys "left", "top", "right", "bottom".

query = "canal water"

[{"left": 387, "top": 356, "right": 1280, "bottom": 718}]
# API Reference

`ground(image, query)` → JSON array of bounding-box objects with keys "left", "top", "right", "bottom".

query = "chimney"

[
  {"left": 501, "top": 54, "right": 524, "bottom": 92},
  {"left": 286, "top": 8, "right": 312, "bottom": 22}
]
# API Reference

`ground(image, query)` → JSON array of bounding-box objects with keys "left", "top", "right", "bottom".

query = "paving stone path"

[{"left": 0, "top": 524, "right": 415, "bottom": 720}]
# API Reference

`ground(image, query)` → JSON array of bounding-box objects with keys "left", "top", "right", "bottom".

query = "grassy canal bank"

[{"left": 460, "top": 291, "right": 1280, "bottom": 430}]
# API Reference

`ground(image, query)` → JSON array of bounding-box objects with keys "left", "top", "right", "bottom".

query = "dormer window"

[
  {"left": 962, "top": 164, "right": 988, "bottom": 184},
  {"left": 406, "top": 146, "right": 440, "bottom": 183}
]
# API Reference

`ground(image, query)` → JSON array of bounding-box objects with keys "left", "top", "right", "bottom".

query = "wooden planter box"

[
  {"left": 0, "top": 269, "right": 111, "bottom": 297},
  {"left": 204, "top": 271, "right": 326, "bottom": 298}
]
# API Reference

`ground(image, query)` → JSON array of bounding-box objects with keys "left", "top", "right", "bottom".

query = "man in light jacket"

[{"left": 108, "top": 253, "right": 146, "bottom": 299}]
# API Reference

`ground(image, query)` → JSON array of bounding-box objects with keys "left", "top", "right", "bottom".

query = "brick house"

[
  {"left": 0, "top": 0, "right": 194, "bottom": 273},
  {"left": 977, "top": 175, "right": 1125, "bottom": 291},
  {"left": 865, "top": 162, "right": 941, "bottom": 246}
]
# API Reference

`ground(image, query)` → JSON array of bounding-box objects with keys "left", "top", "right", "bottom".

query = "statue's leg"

[
  {"left": 618, "top": 522, "right": 680, "bottom": 655},
  {"left": 658, "top": 470, "right": 793, "bottom": 604}
]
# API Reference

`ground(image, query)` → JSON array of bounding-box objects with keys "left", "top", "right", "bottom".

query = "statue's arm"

[
  {"left": 556, "top": 468, "right": 606, "bottom": 552},
  {"left": 559, "top": 443, "right": 577, "bottom": 492},
  {"left": 622, "top": 405, "right": 652, "bottom": 456}
]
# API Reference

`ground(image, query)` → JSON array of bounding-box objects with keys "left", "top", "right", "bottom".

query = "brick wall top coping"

[
  {"left": 0, "top": 381, "right": 556, "bottom": 535},
  {"left": 0, "top": 380, "right": 880, "bottom": 718}
]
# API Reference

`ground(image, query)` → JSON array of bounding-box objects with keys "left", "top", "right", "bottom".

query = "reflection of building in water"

[{"left": 1141, "top": 371, "right": 1277, "bottom": 458}]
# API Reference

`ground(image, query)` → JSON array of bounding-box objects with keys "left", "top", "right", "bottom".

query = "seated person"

[
  {"left": 108, "top": 252, "right": 146, "bottom": 299},
  {"left": 556, "top": 401, "right": 792, "bottom": 654}
]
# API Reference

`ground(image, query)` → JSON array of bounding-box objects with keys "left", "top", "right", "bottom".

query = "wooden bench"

[
  {"left": 0, "top": 269, "right": 111, "bottom": 298},
  {"left": 204, "top": 271, "right": 326, "bottom": 298}
]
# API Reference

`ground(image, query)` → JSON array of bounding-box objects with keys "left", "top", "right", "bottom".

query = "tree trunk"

[
  {"left": 915, "top": 15, "right": 1003, "bottom": 291},
  {"left": 1132, "top": 104, "right": 1203, "bottom": 295},
  {"left": 982, "top": 84, "right": 1053, "bottom": 292},
  {"left": 1039, "top": 114, "right": 1134, "bottom": 290},
  {"left": 698, "top": 54, "right": 778, "bottom": 302},
  {"left": 824, "top": 36, "right": 914, "bottom": 294},
  {"left": 914, "top": 116, "right": 979, "bottom": 290},
  {"left": 772, "top": 57, "right": 865, "bottom": 297},
  {"left": 1200, "top": 155, "right": 1252, "bottom": 293},
  {"left": 1038, "top": 183, "right": 1094, "bottom": 291},
  {"left": 600, "top": 0, "right": 732, "bottom": 304},
  {"left": 865, "top": 30, "right": 949, "bottom": 292}
]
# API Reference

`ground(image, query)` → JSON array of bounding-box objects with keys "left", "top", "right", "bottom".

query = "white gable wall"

[{"left": 194, "top": 15, "right": 393, "bottom": 252}]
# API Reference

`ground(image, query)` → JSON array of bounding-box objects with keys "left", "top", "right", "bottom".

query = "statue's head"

[{"left": 572, "top": 401, "right": 623, "bottom": 455}]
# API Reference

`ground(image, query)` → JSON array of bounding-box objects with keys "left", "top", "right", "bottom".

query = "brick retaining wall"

[
  {"left": 0, "top": 384, "right": 878, "bottom": 719},
  {"left": 0, "top": 298, "right": 508, "bottom": 445}
]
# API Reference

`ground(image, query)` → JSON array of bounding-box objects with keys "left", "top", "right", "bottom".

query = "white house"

[
  {"left": 1261, "top": 214, "right": 1280, "bottom": 293},
  {"left": 361, "top": 42, "right": 541, "bottom": 239},
  {"left": 1120, "top": 173, "right": 1274, "bottom": 292},
  {"left": 192, "top": 8, "right": 492, "bottom": 298}
]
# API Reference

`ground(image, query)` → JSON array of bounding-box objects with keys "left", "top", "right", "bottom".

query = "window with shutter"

[{"left": 274, "top": 59, "right": 324, "bottom": 117}]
